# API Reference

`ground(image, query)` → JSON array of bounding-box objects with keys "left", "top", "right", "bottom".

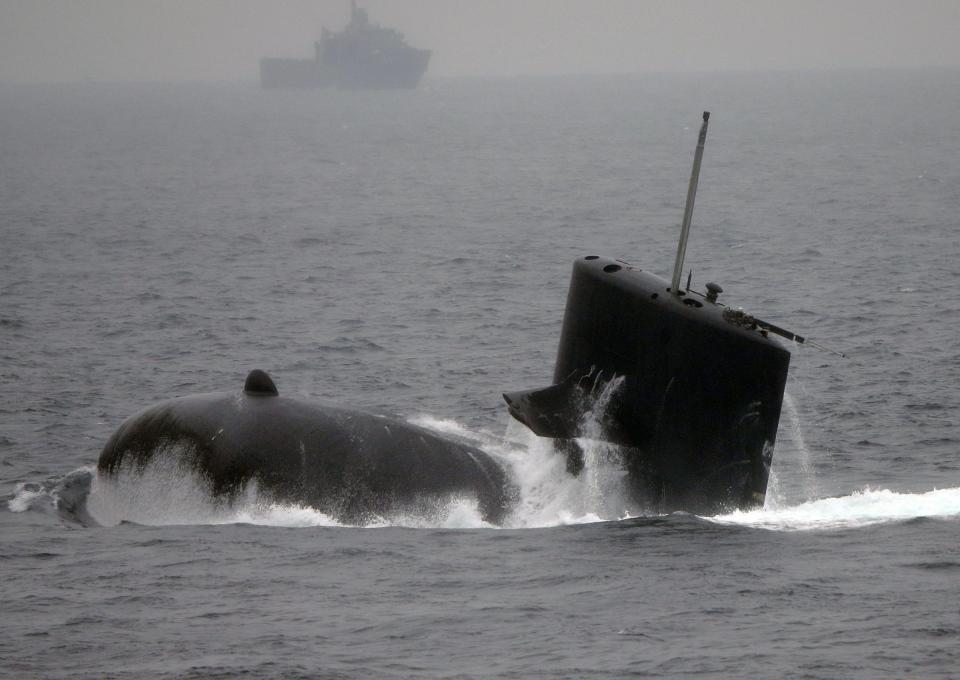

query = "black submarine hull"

[
  {"left": 505, "top": 255, "right": 791, "bottom": 514},
  {"left": 98, "top": 371, "right": 514, "bottom": 525}
]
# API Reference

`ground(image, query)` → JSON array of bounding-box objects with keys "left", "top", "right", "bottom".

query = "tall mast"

[{"left": 670, "top": 111, "right": 710, "bottom": 295}]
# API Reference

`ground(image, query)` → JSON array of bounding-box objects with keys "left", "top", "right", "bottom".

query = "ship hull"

[
  {"left": 259, "top": 51, "right": 429, "bottom": 90},
  {"left": 334, "top": 48, "right": 431, "bottom": 89}
]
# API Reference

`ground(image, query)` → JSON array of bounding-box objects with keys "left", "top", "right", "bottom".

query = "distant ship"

[{"left": 260, "top": 1, "right": 431, "bottom": 90}]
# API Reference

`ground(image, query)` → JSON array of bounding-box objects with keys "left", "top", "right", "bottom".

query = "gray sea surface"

[{"left": 2, "top": 71, "right": 959, "bottom": 678}]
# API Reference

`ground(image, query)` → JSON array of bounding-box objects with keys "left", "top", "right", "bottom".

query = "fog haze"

[{"left": 1, "top": 0, "right": 959, "bottom": 82}]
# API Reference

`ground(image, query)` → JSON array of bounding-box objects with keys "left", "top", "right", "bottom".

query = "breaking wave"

[
  {"left": 11, "top": 453, "right": 958, "bottom": 532},
  {"left": 83, "top": 456, "right": 498, "bottom": 530},
  {"left": 7, "top": 390, "right": 960, "bottom": 531}
]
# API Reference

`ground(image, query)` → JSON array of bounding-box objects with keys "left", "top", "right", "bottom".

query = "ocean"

[{"left": 2, "top": 70, "right": 959, "bottom": 678}]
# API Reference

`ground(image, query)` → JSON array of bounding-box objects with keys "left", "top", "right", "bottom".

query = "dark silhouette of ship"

[{"left": 260, "top": 1, "right": 431, "bottom": 90}]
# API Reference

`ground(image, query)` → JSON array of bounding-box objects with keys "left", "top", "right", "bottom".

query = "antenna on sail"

[{"left": 670, "top": 111, "right": 710, "bottom": 296}]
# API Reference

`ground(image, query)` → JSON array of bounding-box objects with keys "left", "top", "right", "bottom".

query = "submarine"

[{"left": 97, "top": 112, "right": 825, "bottom": 522}]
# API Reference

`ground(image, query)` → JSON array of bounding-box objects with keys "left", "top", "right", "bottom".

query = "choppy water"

[{"left": 2, "top": 71, "right": 959, "bottom": 678}]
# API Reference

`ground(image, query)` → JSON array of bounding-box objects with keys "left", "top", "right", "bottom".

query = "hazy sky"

[{"left": 1, "top": 0, "right": 959, "bottom": 82}]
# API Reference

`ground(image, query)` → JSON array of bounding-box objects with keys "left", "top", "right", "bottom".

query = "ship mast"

[{"left": 670, "top": 111, "right": 710, "bottom": 295}]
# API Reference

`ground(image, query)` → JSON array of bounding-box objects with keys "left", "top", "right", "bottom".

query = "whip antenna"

[{"left": 671, "top": 111, "right": 709, "bottom": 295}]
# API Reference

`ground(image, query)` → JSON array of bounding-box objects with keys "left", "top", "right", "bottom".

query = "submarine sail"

[{"left": 504, "top": 112, "right": 792, "bottom": 514}]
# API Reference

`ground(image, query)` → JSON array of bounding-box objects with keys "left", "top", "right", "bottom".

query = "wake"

[
  {"left": 708, "top": 487, "right": 960, "bottom": 531},
  {"left": 8, "top": 401, "right": 960, "bottom": 531}
]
